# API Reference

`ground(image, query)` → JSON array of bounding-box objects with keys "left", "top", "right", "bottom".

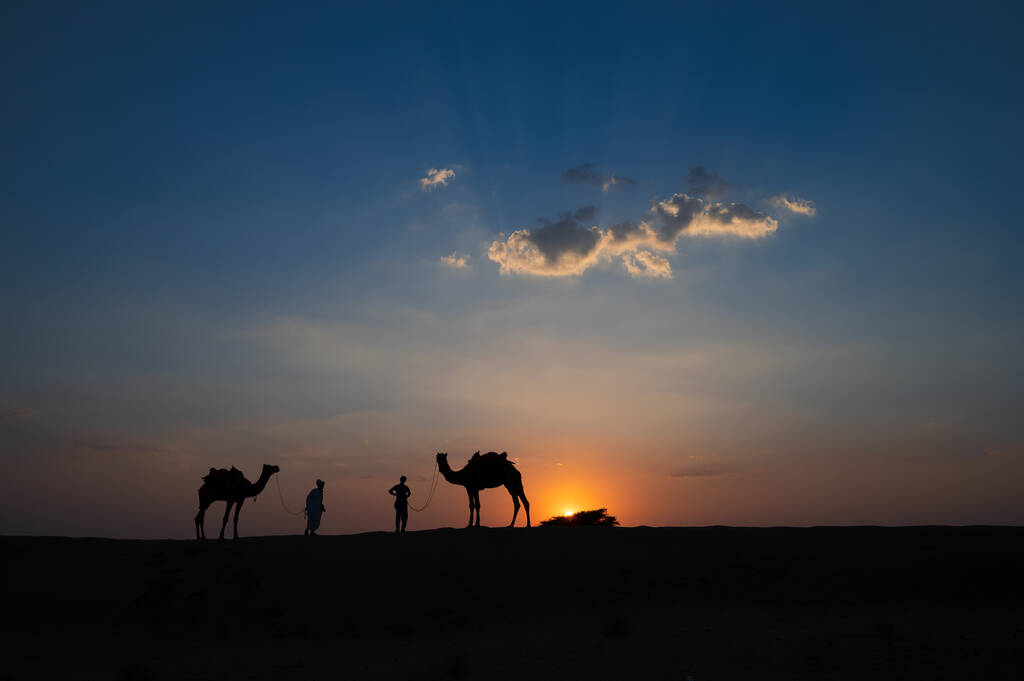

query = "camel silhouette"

[
  {"left": 194, "top": 464, "right": 280, "bottom": 540},
  {"left": 436, "top": 451, "right": 530, "bottom": 528}
]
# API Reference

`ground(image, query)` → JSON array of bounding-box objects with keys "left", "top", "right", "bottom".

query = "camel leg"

[
  {"left": 466, "top": 489, "right": 475, "bottom": 528},
  {"left": 506, "top": 484, "right": 520, "bottom": 527},
  {"left": 473, "top": 490, "right": 481, "bottom": 527},
  {"left": 520, "top": 490, "right": 531, "bottom": 527},
  {"left": 218, "top": 500, "right": 232, "bottom": 540},
  {"left": 195, "top": 501, "right": 210, "bottom": 540},
  {"left": 232, "top": 498, "right": 244, "bottom": 539}
]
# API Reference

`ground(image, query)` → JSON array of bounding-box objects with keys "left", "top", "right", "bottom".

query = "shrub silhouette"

[{"left": 540, "top": 508, "right": 619, "bottom": 526}]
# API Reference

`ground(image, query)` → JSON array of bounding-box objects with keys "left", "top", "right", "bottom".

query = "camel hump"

[
  {"left": 477, "top": 451, "right": 516, "bottom": 466},
  {"left": 202, "top": 467, "right": 245, "bottom": 485}
]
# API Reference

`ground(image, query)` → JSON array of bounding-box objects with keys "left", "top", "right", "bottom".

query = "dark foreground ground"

[{"left": 3, "top": 526, "right": 1023, "bottom": 680}]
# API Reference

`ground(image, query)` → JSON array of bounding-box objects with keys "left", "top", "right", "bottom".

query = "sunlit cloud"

[
  {"left": 488, "top": 228, "right": 602, "bottom": 277},
  {"left": 561, "top": 163, "right": 636, "bottom": 192},
  {"left": 488, "top": 207, "right": 605, "bottom": 277},
  {"left": 440, "top": 252, "right": 470, "bottom": 269},
  {"left": 622, "top": 251, "right": 672, "bottom": 279},
  {"left": 654, "top": 194, "right": 778, "bottom": 240},
  {"left": 769, "top": 194, "right": 816, "bottom": 216},
  {"left": 487, "top": 194, "right": 778, "bottom": 279},
  {"left": 420, "top": 167, "right": 455, "bottom": 191}
]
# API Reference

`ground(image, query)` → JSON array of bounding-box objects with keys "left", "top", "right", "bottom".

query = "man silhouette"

[
  {"left": 305, "top": 479, "right": 326, "bottom": 536},
  {"left": 388, "top": 475, "right": 411, "bottom": 533}
]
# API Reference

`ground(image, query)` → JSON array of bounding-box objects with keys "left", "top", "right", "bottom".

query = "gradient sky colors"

[{"left": 2, "top": 2, "right": 1023, "bottom": 537}]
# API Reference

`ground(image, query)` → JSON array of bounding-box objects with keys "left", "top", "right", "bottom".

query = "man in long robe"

[{"left": 305, "top": 479, "right": 326, "bottom": 536}]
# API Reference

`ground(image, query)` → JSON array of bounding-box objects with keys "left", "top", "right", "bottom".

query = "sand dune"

[{"left": 4, "top": 526, "right": 1022, "bottom": 680}]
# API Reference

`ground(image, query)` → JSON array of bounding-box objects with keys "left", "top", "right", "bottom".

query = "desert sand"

[{"left": 4, "top": 526, "right": 1022, "bottom": 680}]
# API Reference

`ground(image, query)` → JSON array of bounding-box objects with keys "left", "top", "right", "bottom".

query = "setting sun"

[{"left": 563, "top": 509, "right": 575, "bottom": 517}]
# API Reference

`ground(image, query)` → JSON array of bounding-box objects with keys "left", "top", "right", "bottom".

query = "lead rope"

[
  {"left": 407, "top": 461, "right": 440, "bottom": 512},
  {"left": 274, "top": 475, "right": 307, "bottom": 516}
]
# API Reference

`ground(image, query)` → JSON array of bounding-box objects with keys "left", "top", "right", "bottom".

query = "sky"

[{"left": 2, "top": 2, "right": 1023, "bottom": 537}]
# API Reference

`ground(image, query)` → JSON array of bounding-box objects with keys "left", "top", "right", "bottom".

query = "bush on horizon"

[{"left": 540, "top": 508, "right": 619, "bottom": 526}]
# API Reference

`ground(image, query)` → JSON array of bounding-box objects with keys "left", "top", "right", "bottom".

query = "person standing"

[
  {"left": 388, "top": 475, "right": 411, "bottom": 533},
  {"left": 305, "top": 479, "right": 326, "bottom": 536}
]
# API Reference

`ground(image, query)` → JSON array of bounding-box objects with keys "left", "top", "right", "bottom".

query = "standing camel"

[
  {"left": 194, "top": 464, "right": 280, "bottom": 540},
  {"left": 436, "top": 452, "right": 530, "bottom": 528}
]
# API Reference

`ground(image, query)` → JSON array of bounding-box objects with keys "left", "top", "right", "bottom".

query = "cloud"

[
  {"left": 560, "top": 163, "right": 601, "bottom": 185},
  {"left": 671, "top": 456, "right": 738, "bottom": 477},
  {"left": 602, "top": 173, "right": 636, "bottom": 192},
  {"left": 981, "top": 448, "right": 1020, "bottom": 459},
  {"left": 440, "top": 252, "right": 470, "bottom": 269},
  {"left": 420, "top": 167, "right": 455, "bottom": 191},
  {"left": 687, "top": 166, "right": 737, "bottom": 199},
  {"left": 560, "top": 163, "right": 636, "bottom": 192},
  {"left": 622, "top": 251, "right": 673, "bottom": 279},
  {"left": 661, "top": 196, "right": 779, "bottom": 239},
  {"left": 488, "top": 207, "right": 605, "bottom": 277},
  {"left": 529, "top": 206, "right": 602, "bottom": 263},
  {"left": 488, "top": 195, "right": 778, "bottom": 279},
  {"left": 606, "top": 219, "right": 662, "bottom": 250},
  {"left": 769, "top": 194, "right": 816, "bottom": 216},
  {"left": 652, "top": 194, "right": 706, "bottom": 242},
  {"left": 72, "top": 438, "right": 164, "bottom": 454},
  {"left": 671, "top": 464, "right": 736, "bottom": 477},
  {"left": 0, "top": 407, "right": 39, "bottom": 422}
]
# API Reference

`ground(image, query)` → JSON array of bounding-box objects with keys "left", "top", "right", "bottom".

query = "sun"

[{"left": 563, "top": 509, "right": 575, "bottom": 517}]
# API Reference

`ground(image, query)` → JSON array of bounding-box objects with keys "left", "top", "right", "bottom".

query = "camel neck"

[
  {"left": 249, "top": 471, "right": 272, "bottom": 495},
  {"left": 438, "top": 459, "right": 465, "bottom": 484}
]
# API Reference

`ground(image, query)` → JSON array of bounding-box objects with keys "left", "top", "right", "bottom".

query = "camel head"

[
  {"left": 435, "top": 452, "right": 447, "bottom": 464},
  {"left": 262, "top": 464, "right": 280, "bottom": 477}
]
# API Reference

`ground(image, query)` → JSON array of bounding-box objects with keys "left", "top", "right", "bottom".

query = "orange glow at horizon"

[{"left": 522, "top": 455, "right": 635, "bottom": 525}]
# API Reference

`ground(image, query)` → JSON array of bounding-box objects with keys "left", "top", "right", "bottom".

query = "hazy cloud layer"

[
  {"left": 420, "top": 167, "right": 455, "bottom": 191},
  {"left": 488, "top": 193, "right": 779, "bottom": 279},
  {"left": 561, "top": 163, "right": 637, "bottom": 192},
  {"left": 769, "top": 194, "right": 817, "bottom": 216}
]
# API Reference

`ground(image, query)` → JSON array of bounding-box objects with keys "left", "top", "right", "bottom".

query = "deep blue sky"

[{"left": 2, "top": 2, "right": 1023, "bottom": 536}]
